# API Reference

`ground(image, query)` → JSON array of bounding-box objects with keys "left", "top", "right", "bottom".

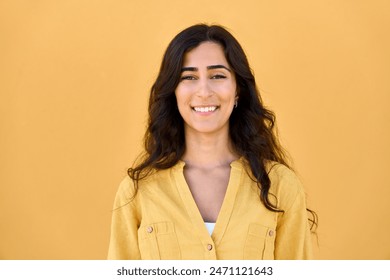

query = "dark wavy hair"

[{"left": 128, "top": 24, "right": 317, "bottom": 230}]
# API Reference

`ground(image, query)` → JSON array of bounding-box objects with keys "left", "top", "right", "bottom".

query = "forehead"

[{"left": 182, "top": 41, "right": 228, "bottom": 66}]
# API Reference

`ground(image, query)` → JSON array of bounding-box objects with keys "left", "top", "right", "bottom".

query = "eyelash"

[
  {"left": 212, "top": 74, "right": 226, "bottom": 79},
  {"left": 180, "top": 74, "right": 226, "bottom": 80},
  {"left": 180, "top": 75, "right": 196, "bottom": 80}
]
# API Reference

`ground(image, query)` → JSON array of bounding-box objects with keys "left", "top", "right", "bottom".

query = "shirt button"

[
  {"left": 207, "top": 244, "right": 213, "bottom": 251},
  {"left": 147, "top": 226, "right": 153, "bottom": 233},
  {"left": 269, "top": 230, "right": 274, "bottom": 237}
]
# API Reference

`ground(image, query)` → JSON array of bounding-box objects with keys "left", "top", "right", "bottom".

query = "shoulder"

[
  {"left": 117, "top": 176, "right": 136, "bottom": 197},
  {"left": 112, "top": 176, "right": 137, "bottom": 208},
  {"left": 117, "top": 163, "right": 181, "bottom": 195},
  {"left": 266, "top": 161, "right": 306, "bottom": 211},
  {"left": 266, "top": 162, "right": 301, "bottom": 188}
]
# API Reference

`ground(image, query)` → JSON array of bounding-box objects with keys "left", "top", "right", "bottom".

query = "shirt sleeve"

[
  {"left": 272, "top": 166, "right": 313, "bottom": 260},
  {"left": 107, "top": 177, "right": 141, "bottom": 260}
]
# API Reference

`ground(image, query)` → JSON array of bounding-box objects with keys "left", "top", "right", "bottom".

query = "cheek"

[
  {"left": 174, "top": 90, "right": 190, "bottom": 114},
  {"left": 176, "top": 83, "right": 195, "bottom": 97},
  {"left": 211, "top": 78, "right": 236, "bottom": 92},
  {"left": 216, "top": 84, "right": 236, "bottom": 102},
  {"left": 175, "top": 84, "right": 194, "bottom": 104}
]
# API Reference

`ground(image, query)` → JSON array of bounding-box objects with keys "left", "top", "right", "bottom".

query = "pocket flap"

[{"left": 139, "top": 221, "right": 175, "bottom": 239}]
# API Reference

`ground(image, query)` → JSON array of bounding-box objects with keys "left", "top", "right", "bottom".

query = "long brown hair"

[{"left": 128, "top": 24, "right": 317, "bottom": 230}]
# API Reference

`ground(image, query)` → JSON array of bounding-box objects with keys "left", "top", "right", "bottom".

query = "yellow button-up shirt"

[{"left": 107, "top": 158, "right": 313, "bottom": 259}]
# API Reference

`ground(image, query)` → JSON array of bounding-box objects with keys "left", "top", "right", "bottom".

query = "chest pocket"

[
  {"left": 138, "top": 221, "right": 181, "bottom": 260},
  {"left": 243, "top": 223, "right": 276, "bottom": 260}
]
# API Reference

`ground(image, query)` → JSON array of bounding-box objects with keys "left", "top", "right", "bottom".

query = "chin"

[{"left": 187, "top": 124, "right": 227, "bottom": 135}]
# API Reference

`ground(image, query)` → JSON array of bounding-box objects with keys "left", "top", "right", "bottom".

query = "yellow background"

[{"left": 1, "top": 0, "right": 389, "bottom": 259}]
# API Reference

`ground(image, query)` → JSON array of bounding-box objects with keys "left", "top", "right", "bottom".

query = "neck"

[{"left": 182, "top": 129, "right": 239, "bottom": 169}]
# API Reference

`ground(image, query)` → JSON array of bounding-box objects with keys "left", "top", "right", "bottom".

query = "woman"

[{"left": 108, "top": 24, "right": 316, "bottom": 260}]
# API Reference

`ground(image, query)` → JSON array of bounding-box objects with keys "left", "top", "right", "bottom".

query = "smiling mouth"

[{"left": 192, "top": 106, "right": 219, "bottom": 113}]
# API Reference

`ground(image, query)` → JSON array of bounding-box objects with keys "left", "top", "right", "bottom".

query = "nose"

[{"left": 196, "top": 78, "right": 213, "bottom": 98}]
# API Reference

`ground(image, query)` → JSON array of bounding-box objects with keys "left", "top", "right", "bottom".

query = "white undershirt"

[{"left": 204, "top": 222, "right": 216, "bottom": 235}]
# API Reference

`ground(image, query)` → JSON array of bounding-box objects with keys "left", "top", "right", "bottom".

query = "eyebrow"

[{"left": 181, "top": 64, "right": 231, "bottom": 72}]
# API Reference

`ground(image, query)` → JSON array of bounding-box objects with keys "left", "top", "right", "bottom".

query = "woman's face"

[{"left": 175, "top": 41, "right": 237, "bottom": 136}]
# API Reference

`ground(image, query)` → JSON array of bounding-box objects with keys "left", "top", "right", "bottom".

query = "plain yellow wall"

[{"left": 1, "top": 0, "right": 389, "bottom": 259}]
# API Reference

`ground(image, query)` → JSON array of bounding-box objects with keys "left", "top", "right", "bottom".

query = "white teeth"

[{"left": 193, "top": 106, "right": 217, "bottom": 112}]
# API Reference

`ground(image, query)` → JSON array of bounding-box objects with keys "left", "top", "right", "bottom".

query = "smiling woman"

[
  {"left": 176, "top": 42, "right": 237, "bottom": 137},
  {"left": 107, "top": 24, "right": 317, "bottom": 260}
]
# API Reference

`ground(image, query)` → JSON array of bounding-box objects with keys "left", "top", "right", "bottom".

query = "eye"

[
  {"left": 180, "top": 75, "right": 197, "bottom": 81},
  {"left": 211, "top": 74, "right": 227, "bottom": 79}
]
